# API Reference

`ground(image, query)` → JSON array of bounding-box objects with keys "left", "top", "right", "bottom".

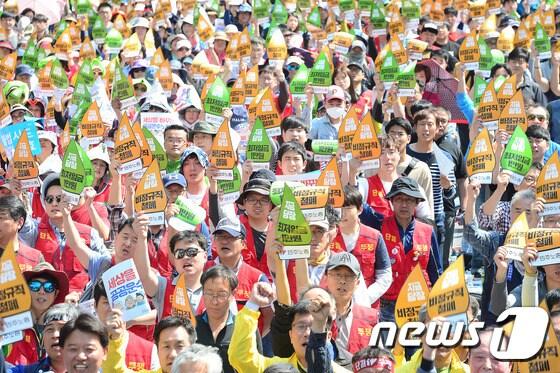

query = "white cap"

[
  {"left": 130, "top": 17, "right": 150, "bottom": 29},
  {"left": 87, "top": 144, "right": 111, "bottom": 165},
  {"left": 175, "top": 39, "right": 192, "bottom": 50},
  {"left": 286, "top": 56, "right": 304, "bottom": 66},
  {"left": 37, "top": 130, "right": 57, "bottom": 146}
]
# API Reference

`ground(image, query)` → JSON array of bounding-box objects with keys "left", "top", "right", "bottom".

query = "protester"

[{"left": 170, "top": 344, "right": 222, "bottom": 373}]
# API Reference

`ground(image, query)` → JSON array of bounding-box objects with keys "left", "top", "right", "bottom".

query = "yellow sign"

[
  {"left": 267, "top": 28, "right": 288, "bottom": 66},
  {"left": 458, "top": 31, "right": 480, "bottom": 71},
  {"left": 0, "top": 52, "right": 17, "bottom": 81},
  {"left": 497, "top": 26, "right": 515, "bottom": 53},
  {"left": 317, "top": 157, "right": 344, "bottom": 208},
  {"left": 171, "top": 273, "right": 197, "bottom": 327},
  {"left": 244, "top": 65, "right": 259, "bottom": 105},
  {"left": 156, "top": 59, "right": 173, "bottom": 96},
  {"left": 197, "top": 8, "right": 215, "bottom": 42},
  {"left": 388, "top": 37, "right": 408, "bottom": 66},
  {"left": 230, "top": 70, "right": 246, "bottom": 106},
  {"left": 496, "top": 74, "right": 518, "bottom": 113},
  {"left": 150, "top": 48, "right": 165, "bottom": 67},
  {"left": 395, "top": 265, "right": 430, "bottom": 328},
  {"left": 132, "top": 121, "right": 153, "bottom": 169},
  {"left": 466, "top": 127, "right": 495, "bottom": 184},
  {"left": 134, "top": 159, "right": 167, "bottom": 225},
  {"left": 504, "top": 212, "right": 529, "bottom": 261},
  {"left": 0, "top": 241, "right": 32, "bottom": 319},
  {"left": 210, "top": 119, "right": 237, "bottom": 180},
  {"left": 292, "top": 186, "right": 330, "bottom": 221},
  {"left": 498, "top": 89, "right": 527, "bottom": 136},
  {"left": 256, "top": 88, "right": 282, "bottom": 137},
  {"left": 114, "top": 116, "right": 143, "bottom": 174},
  {"left": 338, "top": 106, "right": 359, "bottom": 156},
  {"left": 477, "top": 78, "right": 500, "bottom": 130},
  {"left": 407, "top": 39, "right": 429, "bottom": 60},
  {"left": 80, "top": 37, "right": 96, "bottom": 60},
  {"left": 427, "top": 256, "right": 469, "bottom": 319},
  {"left": 514, "top": 20, "right": 531, "bottom": 49},
  {"left": 54, "top": 28, "right": 72, "bottom": 60},
  {"left": 526, "top": 229, "right": 560, "bottom": 266},
  {"left": 332, "top": 32, "right": 354, "bottom": 55},
  {"left": 13, "top": 131, "right": 40, "bottom": 189},
  {"left": 80, "top": 101, "right": 105, "bottom": 145},
  {"left": 351, "top": 113, "right": 381, "bottom": 170},
  {"left": 536, "top": 152, "right": 560, "bottom": 216},
  {"left": 238, "top": 28, "right": 252, "bottom": 63}
]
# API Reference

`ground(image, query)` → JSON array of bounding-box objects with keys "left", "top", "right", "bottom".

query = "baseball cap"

[
  {"left": 180, "top": 146, "right": 210, "bottom": 169},
  {"left": 0, "top": 41, "right": 14, "bottom": 51},
  {"left": 309, "top": 218, "right": 330, "bottom": 231},
  {"left": 286, "top": 55, "right": 304, "bottom": 66},
  {"left": 130, "top": 17, "right": 150, "bottom": 29},
  {"left": 351, "top": 39, "right": 367, "bottom": 52},
  {"left": 498, "top": 16, "right": 520, "bottom": 29},
  {"left": 87, "top": 144, "right": 110, "bottom": 165},
  {"left": 175, "top": 39, "right": 192, "bottom": 51},
  {"left": 250, "top": 169, "right": 276, "bottom": 182},
  {"left": 422, "top": 23, "right": 439, "bottom": 34},
  {"left": 348, "top": 58, "right": 365, "bottom": 72},
  {"left": 237, "top": 178, "right": 272, "bottom": 203},
  {"left": 188, "top": 121, "right": 218, "bottom": 141},
  {"left": 327, "top": 252, "right": 361, "bottom": 278},
  {"left": 38, "top": 130, "right": 58, "bottom": 146},
  {"left": 214, "top": 216, "right": 246, "bottom": 238},
  {"left": 15, "top": 64, "right": 34, "bottom": 77},
  {"left": 163, "top": 173, "right": 187, "bottom": 188},
  {"left": 325, "top": 85, "right": 345, "bottom": 102},
  {"left": 385, "top": 177, "right": 426, "bottom": 201},
  {"left": 239, "top": 3, "right": 252, "bottom": 13},
  {"left": 131, "top": 59, "right": 149, "bottom": 70}
]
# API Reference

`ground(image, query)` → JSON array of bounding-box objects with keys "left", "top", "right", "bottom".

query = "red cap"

[
  {"left": 0, "top": 41, "right": 14, "bottom": 51},
  {"left": 325, "top": 85, "right": 345, "bottom": 102}
]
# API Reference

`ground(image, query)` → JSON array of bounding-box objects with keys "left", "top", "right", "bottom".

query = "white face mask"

[{"left": 326, "top": 107, "right": 345, "bottom": 120}]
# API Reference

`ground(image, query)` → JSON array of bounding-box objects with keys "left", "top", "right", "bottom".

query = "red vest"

[
  {"left": 93, "top": 180, "right": 111, "bottom": 204},
  {"left": 5, "top": 328, "right": 39, "bottom": 365},
  {"left": 239, "top": 214, "right": 270, "bottom": 279},
  {"left": 16, "top": 240, "right": 44, "bottom": 272},
  {"left": 381, "top": 216, "right": 433, "bottom": 301},
  {"left": 31, "top": 188, "right": 45, "bottom": 219},
  {"left": 286, "top": 260, "right": 329, "bottom": 304},
  {"left": 347, "top": 304, "right": 379, "bottom": 354},
  {"left": 331, "top": 224, "right": 381, "bottom": 287},
  {"left": 36, "top": 216, "right": 91, "bottom": 293},
  {"left": 71, "top": 202, "right": 109, "bottom": 228},
  {"left": 161, "top": 278, "right": 206, "bottom": 319},
  {"left": 366, "top": 175, "right": 393, "bottom": 219},
  {"left": 147, "top": 229, "right": 173, "bottom": 279},
  {"left": 124, "top": 331, "right": 155, "bottom": 371}
]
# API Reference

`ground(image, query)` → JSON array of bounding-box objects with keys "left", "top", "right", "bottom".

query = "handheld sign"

[
  {"left": 427, "top": 256, "right": 469, "bottom": 324},
  {"left": 497, "top": 26, "right": 515, "bottom": 53},
  {"left": 217, "top": 166, "right": 242, "bottom": 205},
  {"left": 407, "top": 39, "right": 428, "bottom": 61},
  {"left": 142, "top": 128, "right": 168, "bottom": 174},
  {"left": 0, "top": 121, "right": 41, "bottom": 159},
  {"left": 536, "top": 152, "right": 560, "bottom": 216},
  {"left": 290, "top": 65, "right": 309, "bottom": 100},
  {"left": 526, "top": 229, "right": 560, "bottom": 266},
  {"left": 504, "top": 212, "right": 529, "bottom": 261},
  {"left": 112, "top": 61, "right": 137, "bottom": 109},
  {"left": 380, "top": 51, "right": 399, "bottom": 90},
  {"left": 496, "top": 74, "right": 518, "bottom": 113},
  {"left": 0, "top": 52, "right": 16, "bottom": 81},
  {"left": 244, "top": 65, "right": 259, "bottom": 105},
  {"left": 317, "top": 157, "right": 344, "bottom": 208},
  {"left": 134, "top": 160, "right": 167, "bottom": 225},
  {"left": 514, "top": 20, "right": 531, "bottom": 49},
  {"left": 230, "top": 70, "right": 246, "bottom": 107},
  {"left": 0, "top": 241, "right": 33, "bottom": 334},
  {"left": 246, "top": 119, "right": 273, "bottom": 170},
  {"left": 535, "top": 22, "right": 552, "bottom": 60},
  {"left": 276, "top": 184, "right": 312, "bottom": 260},
  {"left": 156, "top": 60, "right": 173, "bottom": 97},
  {"left": 267, "top": 28, "right": 287, "bottom": 68},
  {"left": 370, "top": 3, "right": 387, "bottom": 36},
  {"left": 80, "top": 101, "right": 105, "bottom": 146},
  {"left": 210, "top": 119, "right": 237, "bottom": 180},
  {"left": 466, "top": 127, "right": 496, "bottom": 184},
  {"left": 309, "top": 51, "right": 332, "bottom": 94},
  {"left": 338, "top": 107, "right": 359, "bottom": 160},
  {"left": 398, "top": 62, "right": 417, "bottom": 97},
  {"left": 311, "top": 140, "right": 339, "bottom": 162},
  {"left": 272, "top": 185, "right": 331, "bottom": 221},
  {"left": 478, "top": 38, "right": 493, "bottom": 78},
  {"left": 394, "top": 265, "right": 430, "bottom": 327},
  {"left": 500, "top": 126, "right": 532, "bottom": 185},
  {"left": 60, "top": 140, "right": 94, "bottom": 205},
  {"left": 168, "top": 195, "right": 207, "bottom": 231},
  {"left": 498, "top": 89, "right": 527, "bottom": 138},
  {"left": 172, "top": 273, "right": 197, "bottom": 327},
  {"left": 50, "top": 58, "right": 69, "bottom": 101},
  {"left": 478, "top": 78, "right": 500, "bottom": 131},
  {"left": 114, "top": 116, "right": 143, "bottom": 174},
  {"left": 351, "top": 114, "right": 381, "bottom": 171},
  {"left": 270, "top": 181, "right": 305, "bottom": 206},
  {"left": 256, "top": 88, "right": 282, "bottom": 137},
  {"left": 102, "top": 259, "right": 150, "bottom": 322},
  {"left": 204, "top": 77, "right": 230, "bottom": 126},
  {"left": 105, "top": 28, "right": 124, "bottom": 55},
  {"left": 458, "top": 31, "right": 480, "bottom": 71},
  {"left": 12, "top": 131, "right": 40, "bottom": 189},
  {"left": 132, "top": 122, "right": 154, "bottom": 173},
  {"left": 0, "top": 91, "right": 10, "bottom": 128}
]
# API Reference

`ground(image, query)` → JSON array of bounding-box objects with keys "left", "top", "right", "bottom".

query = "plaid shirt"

[
  {"left": 477, "top": 201, "right": 511, "bottom": 234},
  {"left": 107, "top": 203, "right": 126, "bottom": 248}
]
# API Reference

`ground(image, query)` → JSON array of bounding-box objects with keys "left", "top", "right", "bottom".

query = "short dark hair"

[
  {"left": 200, "top": 265, "right": 238, "bottom": 292},
  {"left": 251, "top": 37, "right": 265, "bottom": 48},
  {"left": 546, "top": 288, "right": 560, "bottom": 311},
  {"left": 32, "top": 14, "right": 48, "bottom": 23},
  {"left": 287, "top": 301, "right": 312, "bottom": 327},
  {"left": 278, "top": 141, "right": 306, "bottom": 162},
  {"left": 117, "top": 217, "right": 135, "bottom": 234},
  {"left": 164, "top": 124, "right": 188, "bottom": 138},
  {"left": 413, "top": 109, "right": 437, "bottom": 125},
  {"left": 59, "top": 313, "right": 109, "bottom": 349},
  {"left": 490, "top": 63, "right": 511, "bottom": 78},
  {"left": 430, "top": 49, "right": 450, "bottom": 63},
  {"left": 444, "top": 6, "right": 458, "bottom": 16},
  {"left": 281, "top": 116, "right": 308, "bottom": 133},
  {"left": 410, "top": 100, "right": 433, "bottom": 118},
  {"left": 0, "top": 196, "right": 27, "bottom": 224},
  {"left": 263, "top": 363, "right": 299, "bottom": 373},
  {"left": 530, "top": 161, "right": 544, "bottom": 172},
  {"left": 325, "top": 205, "right": 340, "bottom": 229},
  {"left": 343, "top": 184, "right": 362, "bottom": 209},
  {"left": 154, "top": 316, "right": 197, "bottom": 347},
  {"left": 352, "top": 346, "right": 395, "bottom": 366},
  {"left": 93, "top": 278, "right": 107, "bottom": 306},
  {"left": 385, "top": 117, "right": 413, "bottom": 136},
  {"left": 169, "top": 231, "right": 207, "bottom": 254},
  {"left": 508, "top": 47, "right": 530, "bottom": 63},
  {"left": 526, "top": 124, "right": 550, "bottom": 142},
  {"left": 98, "top": 2, "right": 112, "bottom": 11}
]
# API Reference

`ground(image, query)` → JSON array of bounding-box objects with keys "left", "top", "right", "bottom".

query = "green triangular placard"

[
  {"left": 271, "top": 0, "right": 288, "bottom": 25},
  {"left": 380, "top": 50, "right": 399, "bottom": 89},
  {"left": 50, "top": 58, "right": 69, "bottom": 89},
  {"left": 112, "top": 60, "right": 137, "bottom": 109},
  {"left": 142, "top": 127, "right": 168, "bottom": 172},
  {"left": 402, "top": 0, "right": 420, "bottom": 19},
  {"left": 204, "top": 77, "right": 230, "bottom": 126},
  {"left": 308, "top": 51, "right": 332, "bottom": 92},
  {"left": 246, "top": 118, "right": 273, "bottom": 168},
  {"left": 105, "top": 28, "right": 123, "bottom": 55},
  {"left": 276, "top": 183, "right": 312, "bottom": 259},
  {"left": 370, "top": 2, "right": 387, "bottom": 29},
  {"left": 217, "top": 166, "right": 242, "bottom": 203},
  {"left": 60, "top": 140, "right": 94, "bottom": 205},
  {"left": 22, "top": 41, "right": 38, "bottom": 69},
  {"left": 92, "top": 16, "right": 107, "bottom": 44},
  {"left": 535, "top": 22, "right": 552, "bottom": 60},
  {"left": 473, "top": 76, "right": 488, "bottom": 108},
  {"left": 500, "top": 126, "right": 533, "bottom": 185},
  {"left": 290, "top": 64, "right": 309, "bottom": 97},
  {"left": 478, "top": 37, "right": 493, "bottom": 77},
  {"left": 397, "top": 62, "right": 417, "bottom": 96}
]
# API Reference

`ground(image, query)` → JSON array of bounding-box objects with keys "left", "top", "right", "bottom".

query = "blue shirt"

[
  {"left": 310, "top": 116, "right": 338, "bottom": 140},
  {"left": 544, "top": 140, "right": 560, "bottom": 164}
]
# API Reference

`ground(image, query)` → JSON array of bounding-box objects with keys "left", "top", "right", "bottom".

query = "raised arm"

[
  {"left": 131, "top": 212, "right": 159, "bottom": 297},
  {"left": 62, "top": 201, "right": 94, "bottom": 270},
  {"left": 481, "top": 172, "right": 509, "bottom": 217},
  {"left": 84, "top": 187, "right": 110, "bottom": 240}
]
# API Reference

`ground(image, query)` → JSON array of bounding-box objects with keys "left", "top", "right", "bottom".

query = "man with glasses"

[
  {"left": 527, "top": 104, "right": 550, "bottom": 129},
  {"left": 196, "top": 265, "right": 262, "bottom": 373},
  {"left": 163, "top": 125, "right": 189, "bottom": 173}
]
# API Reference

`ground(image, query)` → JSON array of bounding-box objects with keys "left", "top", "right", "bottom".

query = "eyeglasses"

[
  {"left": 203, "top": 291, "right": 230, "bottom": 302},
  {"left": 528, "top": 114, "right": 547, "bottom": 122},
  {"left": 528, "top": 138, "right": 547, "bottom": 145},
  {"left": 29, "top": 279, "right": 56, "bottom": 293},
  {"left": 45, "top": 195, "right": 62, "bottom": 205},
  {"left": 523, "top": 175, "right": 537, "bottom": 184},
  {"left": 292, "top": 322, "right": 312, "bottom": 333},
  {"left": 177, "top": 47, "right": 190, "bottom": 52},
  {"left": 245, "top": 197, "right": 270, "bottom": 206},
  {"left": 328, "top": 272, "right": 357, "bottom": 282},
  {"left": 174, "top": 247, "right": 202, "bottom": 259},
  {"left": 286, "top": 64, "right": 300, "bottom": 71}
]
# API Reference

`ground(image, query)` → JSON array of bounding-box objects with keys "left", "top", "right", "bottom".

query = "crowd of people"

[{"left": 0, "top": 0, "right": 557, "bottom": 372}]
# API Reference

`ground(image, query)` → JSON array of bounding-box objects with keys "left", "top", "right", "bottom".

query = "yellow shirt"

[{"left": 102, "top": 335, "right": 162, "bottom": 373}]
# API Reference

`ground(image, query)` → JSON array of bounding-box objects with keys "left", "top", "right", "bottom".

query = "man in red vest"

[
  {"left": 94, "top": 279, "right": 158, "bottom": 371},
  {"left": 380, "top": 177, "right": 442, "bottom": 323},
  {"left": 325, "top": 252, "right": 379, "bottom": 368},
  {"left": 331, "top": 185, "right": 392, "bottom": 307}
]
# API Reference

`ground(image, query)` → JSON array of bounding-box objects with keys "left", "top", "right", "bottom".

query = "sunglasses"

[
  {"left": 45, "top": 195, "right": 62, "bottom": 205},
  {"left": 286, "top": 64, "right": 300, "bottom": 71},
  {"left": 528, "top": 114, "right": 546, "bottom": 121},
  {"left": 174, "top": 247, "right": 202, "bottom": 259},
  {"left": 29, "top": 279, "right": 56, "bottom": 293}
]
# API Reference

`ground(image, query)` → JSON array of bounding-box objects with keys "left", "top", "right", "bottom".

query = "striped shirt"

[{"left": 406, "top": 147, "right": 444, "bottom": 216}]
